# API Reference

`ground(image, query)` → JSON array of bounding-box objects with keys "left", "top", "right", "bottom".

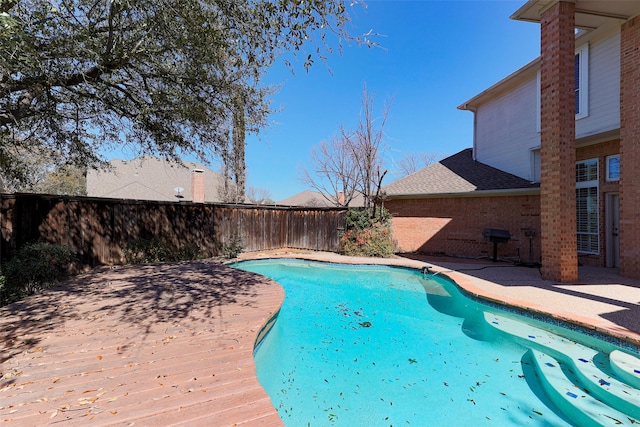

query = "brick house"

[{"left": 384, "top": 1, "right": 640, "bottom": 281}]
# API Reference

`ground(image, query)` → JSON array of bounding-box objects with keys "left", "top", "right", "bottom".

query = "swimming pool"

[{"left": 232, "top": 259, "right": 640, "bottom": 426}]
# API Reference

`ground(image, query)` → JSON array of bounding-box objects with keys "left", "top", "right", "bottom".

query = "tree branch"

[{"left": 0, "top": 0, "right": 18, "bottom": 14}]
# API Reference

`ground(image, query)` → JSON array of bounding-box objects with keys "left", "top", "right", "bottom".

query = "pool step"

[
  {"left": 528, "top": 349, "right": 637, "bottom": 427},
  {"left": 610, "top": 349, "right": 640, "bottom": 389},
  {"left": 485, "top": 312, "right": 640, "bottom": 420}
]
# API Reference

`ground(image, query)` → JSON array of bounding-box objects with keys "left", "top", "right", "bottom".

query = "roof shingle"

[
  {"left": 86, "top": 157, "right": 232, "bottom": 202},
  {"left": 384, "top": 148, "right": 539, "bottom": 197}
]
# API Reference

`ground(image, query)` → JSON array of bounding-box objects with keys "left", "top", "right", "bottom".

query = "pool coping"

[{"left": 237, "top": 250, "right": 640, "bottom": 349}]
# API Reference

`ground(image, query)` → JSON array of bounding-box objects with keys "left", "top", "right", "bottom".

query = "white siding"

[
  {"left": 473, "top": 30, "right": 620, "bottom": 180},
  {"left": 474, "top": 76, "right": 540, "bottom": 181},
  {"left": 576, "top": 31, "right": 620, "bottom": 138}
]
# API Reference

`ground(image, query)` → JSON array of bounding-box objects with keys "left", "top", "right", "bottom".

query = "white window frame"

[
  {"left": 536, "top": 71, "right": 541, "bottom": 133},
  {"left": 575, "top": 44, "right": 589, "bottom": 120},
  {"left": 537, "top": 44, "right": 588, "bottom": 127},
  {"left": 530, "top": 147, "right": 541, "bottom": 183},
  {"left": 576, "top": 158, "right": 599, "bottom": 255},
  {"left": 606, "top": 154, "right": 620, "bottom": 182}
]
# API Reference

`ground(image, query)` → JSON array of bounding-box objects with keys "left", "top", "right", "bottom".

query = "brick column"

[
  {"left": 191, "top": 169, "right": 205, "bottom": 203},
  {"left": 539, "top": 1, "right": 578, "bottom": 282},
  {"left": 620, "top": 16, "right": 640, "bottom": 278}
]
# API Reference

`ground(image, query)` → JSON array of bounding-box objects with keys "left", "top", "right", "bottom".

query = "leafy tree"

[
  {"left": 0, "top": 144, "right": 85, "bottom": 195},
  {"left": 1, "top": 0, "right": 371, "bottom": 188},
  {"left": 32, "top": 164, "right": 87, "bottom": 196}
]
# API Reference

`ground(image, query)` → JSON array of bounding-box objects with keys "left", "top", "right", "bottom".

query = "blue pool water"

[{"left": 232, "top": 259, "right": 640, "bottom": 426}]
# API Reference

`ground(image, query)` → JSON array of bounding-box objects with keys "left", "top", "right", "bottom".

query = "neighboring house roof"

[
  {"left": 279, "top": 190, "right": 334, "bottom": 207},
  {"left": 278, "top": 190, "right": 365, "bottom": 208},
  {"left": 384, "top": 148, "right": 539, "bottom": 198},
  {"left": 86, "top": 157, "right": 231, "bottom": 202}
]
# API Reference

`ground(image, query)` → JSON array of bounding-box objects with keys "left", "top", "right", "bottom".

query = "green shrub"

[
  {"left": 344, "top": 208, "right": 372, "bottom": 231},
  {"left": 344, "top": 207, "right": 392, "bottom": 231},
  {"left": 1, "top": 242, "right": 76, "bottom": 305},
  {"left": 123, "top": 238, "right": 201, "bottom": 264},
  {"left": 222, "top": 234, "right": 244, "bottom": 259}
]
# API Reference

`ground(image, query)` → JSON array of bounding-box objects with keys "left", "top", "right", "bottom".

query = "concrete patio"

[{"left": 2, "top": 251, "right": 640, "bottom": 426}]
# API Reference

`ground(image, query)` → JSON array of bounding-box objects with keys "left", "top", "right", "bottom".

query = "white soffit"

[{"left": 512, "top": 1, "right": 640, "bottom": 30}]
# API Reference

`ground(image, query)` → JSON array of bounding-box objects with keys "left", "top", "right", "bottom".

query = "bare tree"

[
  {"left": 246, "top": 186, "right": 273, "bottom": 205},
  {"left": 395, "top": 152, "right": 439, "bottom": 176},
  {"left": 300, "top": 84, "right": 392, "bottom": 216},
  {"left": 300, "top": 130, "right": 360, "bottom": 207},
  {"left": 351, "top": 84, "right": 392, "bottom": 218}
]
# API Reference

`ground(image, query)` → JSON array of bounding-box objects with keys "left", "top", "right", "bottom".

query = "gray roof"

[
  {"left": 278, "top": 190, "right": 365, "bottom": 208},
  {"left": 86, "top": 157, "right": 231, "bottom": 202},
  {"left": 384, "top": 149, "right": 539, "bottom": 197},
  {"left": 279, "top": 190, "right": 334, "bottom": 207}
]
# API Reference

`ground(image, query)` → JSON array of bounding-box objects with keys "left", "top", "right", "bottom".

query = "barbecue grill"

[{"left": 482, "top": 228, "right": 511, "bottom": 262}]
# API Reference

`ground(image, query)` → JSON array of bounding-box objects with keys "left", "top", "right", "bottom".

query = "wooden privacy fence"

[{"left": 0, "top": 193, "right": 347, "bottom": 267}]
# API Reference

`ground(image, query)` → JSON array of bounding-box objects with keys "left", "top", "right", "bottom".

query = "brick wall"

[
  {"left": 539, "top": 1, "right": 578, "bottom": 281},
  {"left": 386, "top": 195, "right": 541, "bottom": 262},
  {"left": 620, "top": 16, "right": 640, "bottom": 278}
]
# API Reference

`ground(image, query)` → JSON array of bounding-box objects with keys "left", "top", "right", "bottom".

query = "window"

[
  {"left": 606, "top": 155, "right": 620, "bottom": 182},
  {"left": 530, "top": 148, "right": 541, "bottom": 183},
  {"left": 576, "top": 159, "right": 599, "bottom": 254},
  {"left": 575, "top": 44, "right": 589, "bottom": 119},
  {"left": 536, "top": 43, "right": 588, "bottom": 128}
]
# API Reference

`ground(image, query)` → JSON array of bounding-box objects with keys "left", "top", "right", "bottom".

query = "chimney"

[{"left": 191, "top": 169, "right": 205, "bottom": 203}]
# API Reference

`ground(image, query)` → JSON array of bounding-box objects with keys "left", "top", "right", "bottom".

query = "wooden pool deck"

[
  {"left": 0, "top": 260, "right": 284, "bottom": 426},
  {"left": 2, "top": 250, "right": 640, "bottom": 426}
]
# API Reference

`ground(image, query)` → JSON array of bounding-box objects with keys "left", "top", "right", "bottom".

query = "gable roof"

[
  {"left": 86, "top": 157, "right": 231, "bottom": 202},
  {"left": 278, "top": 190, "right": 365, "bottom": 208},
  {"left": 278, "top": 190, "right": 334, "bottom": 207},
  {"left": 384, "top": 148, "right": 539, "bottom": 198}
]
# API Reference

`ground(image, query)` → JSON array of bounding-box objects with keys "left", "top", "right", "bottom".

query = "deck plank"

[{"left": 0, "top": 260, "right": 284, "bottom": 426}]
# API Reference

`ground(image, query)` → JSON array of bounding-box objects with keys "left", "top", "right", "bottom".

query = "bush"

[
  {"left": 340, "top": 207, "right": 396, "bottom": 258},
  {"left": 222, "top": 234, "right": 244, "bottom": 259},
  {"left": 1, "top": 242, "right": 76, "bottom": 305},
  {"left": 344, "top": 207, "right": 392, "bottom": 231},
  {"left": 123, "top": 238, "right": 201, "bottom": 264},
  {"left": 344, "top": 208, "right": 372, "bottom": 231},
  {"left": 340, "top": 223, "right": 395, "bottom": 257}
]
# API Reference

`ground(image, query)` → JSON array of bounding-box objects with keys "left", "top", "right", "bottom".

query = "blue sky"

[
  {"left": 243, "top": 0, "right": 541, "bottom": 201},
  {"left": 109, "top": 1, "right": 541, "bottom": 202}
]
